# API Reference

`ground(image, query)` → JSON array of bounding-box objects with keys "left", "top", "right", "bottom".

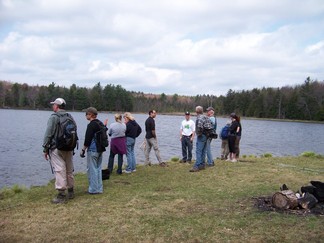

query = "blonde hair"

[
  {"left": 114, "top": 113, "right": 122, "bottom": 122},
  {"left": 124, "top": 112, "right": 134, "bottom": 121}
]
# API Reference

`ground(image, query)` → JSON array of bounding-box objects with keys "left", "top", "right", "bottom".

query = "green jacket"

[{"left": 42, "top": 110, "right": 66, "bottom": 151}]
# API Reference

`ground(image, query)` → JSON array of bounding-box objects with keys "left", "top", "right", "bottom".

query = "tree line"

[{"left": 1, "top": 77, "right": 323, "bottom": 121}]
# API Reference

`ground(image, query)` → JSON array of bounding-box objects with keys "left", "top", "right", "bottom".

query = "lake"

[{"left": 0, "top": 109, "right": 323, "bottom": 189}]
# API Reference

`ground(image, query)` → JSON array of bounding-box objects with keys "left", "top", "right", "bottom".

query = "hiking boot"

[
  {"left": 159, "top": 162, "right": 168, "bottom": 167},
  {"left": 198, "top": 165, "right": 206, "bottom": 170},
  {"left": 189, "top": 167, "right": 199, "bottom": 172},
  {"left": 68, "top": 188, "right": 74, "bottom": 199},
  {"left": 52, "top": 192, "right": 67, "bottom": 204}
]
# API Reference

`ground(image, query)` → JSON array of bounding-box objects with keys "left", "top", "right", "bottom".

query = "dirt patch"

[{"left": 253, "top": 196, "right": 324, "bottom": 216}]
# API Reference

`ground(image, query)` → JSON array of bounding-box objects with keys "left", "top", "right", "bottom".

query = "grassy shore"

[{"left": 1, "top": 155, "right": 324, "bottom": 242}]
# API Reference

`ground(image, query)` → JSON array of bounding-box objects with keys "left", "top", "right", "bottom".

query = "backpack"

[
  {"left": 55, "top": 113, "right": 78, "bottom": 151},
  {"left": 136, "top": 122, "right": 142, "bottom": 138},
  {"left": 220, "top": 125, "right": 230, "bottom": 139},
  {"left": 203, "top": 116, "right": 218, "bottom": 139},
  {"left": 94, "top": 120, "right": 109, "bottom": 152}
]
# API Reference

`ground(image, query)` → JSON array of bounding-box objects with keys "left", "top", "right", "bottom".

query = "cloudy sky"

[{"left": 1, "top": 0, "right": 324, "bottom": 96}]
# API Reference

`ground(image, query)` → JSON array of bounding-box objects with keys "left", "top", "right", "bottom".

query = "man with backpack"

[
  {"left": 220, "top": 120, "right": 231, "bottom": 160},
  {"left": 43, "top": 98, "right": 78, "bottom": 204},
  {"left": 80, "top": 107, "right": 108, "bottom": 194},
  {"left": 205, "top": 107, "right": 217, "bottom": 167},
  {"left": 189, "top": 106, "right": 211, "bottom": 172}
]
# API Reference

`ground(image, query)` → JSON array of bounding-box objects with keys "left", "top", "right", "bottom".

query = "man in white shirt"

[{"left": 180, "top": 111, "right": 195, "bottom": 163}]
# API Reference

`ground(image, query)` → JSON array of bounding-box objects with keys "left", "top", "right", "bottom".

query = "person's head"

[
  {"left": 230, "top": 112, "right": 238, "bottom": 121},
  {"left": 149, "top": 110, "right": 157, "bottom": 118},
  {"left": 85, "top": 107, "right": 98, "bottom": 120},
  {"left": 195, "top": 106, "right": 203, "bottom": 115},
  {"left": 206, "top": 107, "right": 214, "bottom": 116},
  {"left": 185, "top": 111, "right": 190, "bottom": 120},
  {"left": 50, "top": 98, "right": 66, "bottom": 111},
  {"left": 114, "top": 113, "right": 122, "bottom": 123},
  {"left": 124, "top": 112, "right": 134, "bottom": 123}
]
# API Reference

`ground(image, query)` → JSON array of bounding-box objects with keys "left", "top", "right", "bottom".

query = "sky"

[{"left": 1, "top": 0, "right": 324, "bottom": 96}]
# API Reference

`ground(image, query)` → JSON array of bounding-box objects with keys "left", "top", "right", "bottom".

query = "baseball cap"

[
  {"left": 230, "top": 112, "right": 236, "bottom": 118},
  {"left": 50, "top": 98, "right": 66, "bottom": 106},
  {"left": 206, "top": 107, "right": 214, "bottom": 111},
  {"left": 185, "top": 111, "right": 190, "bottom": 115}
]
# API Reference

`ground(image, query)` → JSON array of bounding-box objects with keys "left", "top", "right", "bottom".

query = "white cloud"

[{"left": 1, "top": 0, "right": 324, "bottom": 95}]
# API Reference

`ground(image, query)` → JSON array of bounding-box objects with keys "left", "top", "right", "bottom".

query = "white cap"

[{"left": 50, "top": 98, "right": 66, "bottom": 106}]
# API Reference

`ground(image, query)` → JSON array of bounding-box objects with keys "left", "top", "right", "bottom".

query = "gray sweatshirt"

[{"left": 108, "top": 122, "right": 126, "bottom": 138}]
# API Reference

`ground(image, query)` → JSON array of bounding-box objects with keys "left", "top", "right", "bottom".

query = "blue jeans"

[
  {"left": 87, "top": 151, "right": 103, "bottom": 194},
  {"left": 181, "top": 136, "right": 193, "bottom": 161},
  {"left": 108, "top": 150, "right": 123, "bottom": 174},
  {"left": 206, "top": 138, "right": 214, "bottom": 165},
  {"left": 125, "top": 137, "right": 136, "bottom": 172},
  {"left": 194, "top": 134, "right": 207, "bottom": 169}
]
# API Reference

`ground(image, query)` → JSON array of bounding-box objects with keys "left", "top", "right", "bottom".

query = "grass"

[{"left": 1, "top": 156, "right": 324, "bottom": 242}]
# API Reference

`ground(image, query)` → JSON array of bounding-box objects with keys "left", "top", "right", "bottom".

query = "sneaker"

[
  {"left": 145, "top": 162, "right": 152, "bottom": 166},
  {"left": 226, "top": 158, "right": 231, "bottom": 161},
  {"left": 159, "top": 162, "right": 168, "bottom": 167},
  {"left": 179, "top": 159, "right": 186, "bottom": 163},
  {"left": 207, "top": 163, "right": 215, "bottom": 167},
  {"left": 132, "top": 169, "right": 136, "bottom": 172},
  {"left": 123, "top": 170, "right": 132, "bottom": 174},
  {"left": 67, "top": 188, "right": 74, "bottom": 199},
  {"left": 231, "top": 159, "right": 237, "bottom": 162},
  {"left": 189, "top": 167, "right": 199, "bottom": 172},
  {"left": 52, "top": 193, "right": 67, "bottom": 204},
  {"left": 187, "top": 160, "right": 192, "bottom": 164}
]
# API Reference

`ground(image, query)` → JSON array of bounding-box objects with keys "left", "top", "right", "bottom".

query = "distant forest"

[{"left": 1, "top": 77, "right": 324, "bottom": 121}]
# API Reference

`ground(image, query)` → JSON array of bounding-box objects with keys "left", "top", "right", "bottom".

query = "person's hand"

[
  {"left": 80, "top": 149, "right": 86, "bottom": 158},
  {"left": 104, "top": 118, "right": 108, "bottom": 126},
  {"left": 44, "top": 153, "right": 49, "bottom": 160}
]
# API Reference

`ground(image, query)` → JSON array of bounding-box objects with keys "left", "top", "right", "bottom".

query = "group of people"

[
  {"left": 42, "top": 98, "right": 167, "bottom": 203},
  {"left": 43, "top": 97, "right": 241, "bottom": 203},
  {"left": 179, "top": 106, "right": 242, "bottom": 172}
]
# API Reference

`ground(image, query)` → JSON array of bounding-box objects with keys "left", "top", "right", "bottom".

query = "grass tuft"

[
  {"left": 171, "top": 157, "right": 180, "bottom": 162},
  {"left": 262, "top": 153, "right": 273, "bottom": 158},
  {"left": 300, "top": 151, "right": 317, "bottom": 157}
]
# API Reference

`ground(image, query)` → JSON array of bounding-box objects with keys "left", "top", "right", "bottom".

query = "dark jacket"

[
  {"left": 126, "top": 120, "right": 141, "bottom": 139},
  {"left": 84, "top": 119, "right": 101, "bottom": 150}
]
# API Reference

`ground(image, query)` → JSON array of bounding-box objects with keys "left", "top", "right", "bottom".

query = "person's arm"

[{"left": 43, "top": 114, "right": 57, "bottom": 160}]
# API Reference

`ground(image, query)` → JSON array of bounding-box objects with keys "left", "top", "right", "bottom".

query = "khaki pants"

[
  {"left": 221, "top": 139, "right": 229, "bottom": 159},
  {"left": 49, "top": 149, "right": 74, "bottom": 190},
  {"left": 145, "top": 138, "right": 162, "bottom": 164}
]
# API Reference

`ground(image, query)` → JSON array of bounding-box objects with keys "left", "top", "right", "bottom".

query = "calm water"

[{"left": 0, "top": 109, "right": 324, "bottom": 189}]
